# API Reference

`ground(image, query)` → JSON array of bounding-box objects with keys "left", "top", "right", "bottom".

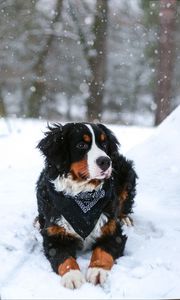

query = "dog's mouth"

[{"left": 91, "top": 166, "right": 112, "bottom": 180}]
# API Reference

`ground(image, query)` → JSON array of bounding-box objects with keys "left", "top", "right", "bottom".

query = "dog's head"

[{"left": 38, "top": 122, "right": 119, "bottom": 181}]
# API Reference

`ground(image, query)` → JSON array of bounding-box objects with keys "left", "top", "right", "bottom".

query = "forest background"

[{"left": 0, "top": 0, "right": 179, "bottom": 126}]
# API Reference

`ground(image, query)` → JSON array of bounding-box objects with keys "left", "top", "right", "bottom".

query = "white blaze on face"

[{"left": 85, "top": 124, "right": 112, "bottom": 179}]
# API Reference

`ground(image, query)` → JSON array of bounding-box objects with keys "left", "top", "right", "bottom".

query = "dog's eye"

[{"left": 76, "top": 142, "right": 89, "bottom": 150}]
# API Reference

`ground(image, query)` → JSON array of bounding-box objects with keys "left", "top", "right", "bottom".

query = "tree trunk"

[
  {"left": 0, "top": 89, "right": 6, "bottom": 117},
  {"left": 86, "top": 0, "right": 108, "bottom": 122},
  {"left": 154, "top": 0, "right": 176, "bottom": 126},
  {"left": 26, "top": 0, "right": 63, "bottom": 118}
]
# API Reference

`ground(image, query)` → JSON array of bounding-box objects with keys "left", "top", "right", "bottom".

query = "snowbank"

[
  {"left": 0, "top": 109, "right": 180, "bottom": 299},
  {"left": 125, "top": 106, "right": 180, "bottom": 298}
]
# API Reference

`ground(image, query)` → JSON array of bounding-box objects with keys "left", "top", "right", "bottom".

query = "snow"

[{"left": 0, "top": 107, "right": 180, "bottom": 299}]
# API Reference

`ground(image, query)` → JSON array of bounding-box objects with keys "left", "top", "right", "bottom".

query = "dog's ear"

[
  {"left": 37, "top": 123, "right": 72, "bottom": 173},
  {"left": 37, "top": 123, "right": 64, "bottom": 159},
  {"left": 97, "top": 123, "right": 120, "bottom": 156}
]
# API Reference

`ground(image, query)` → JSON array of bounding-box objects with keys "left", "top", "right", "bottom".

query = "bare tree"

[
  {"left": 155, "top": 0, "right": 176, "bottom": 125},
  {"left": 26, "top": 0, "right": 63, "bottom": 118},
  {"left": 86, "top": 0, "right": 108, "bottom": 122},
  {"left": 0, "top": 90, "right": 6, "bottom": 117},
  {"left": 69, "top": 0, "right": 108, "bottom": 122}
]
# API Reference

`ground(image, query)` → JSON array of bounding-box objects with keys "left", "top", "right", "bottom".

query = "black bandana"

[{"left": 48, "top": 179, "right": 113, "bottom": 239}]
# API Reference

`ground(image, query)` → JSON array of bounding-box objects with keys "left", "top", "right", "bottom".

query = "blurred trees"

[{"left": 0, "top": 0, "right": 180, "bottom": 125}]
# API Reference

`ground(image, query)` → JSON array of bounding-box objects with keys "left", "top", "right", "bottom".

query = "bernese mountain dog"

[{"left": 36, "top": 122, "right": 137, "bottom": 289}]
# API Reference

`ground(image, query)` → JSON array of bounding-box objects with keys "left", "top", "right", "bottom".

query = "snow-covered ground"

[{"left": 0, "top": 108, "right": 180, "bottom": 299}]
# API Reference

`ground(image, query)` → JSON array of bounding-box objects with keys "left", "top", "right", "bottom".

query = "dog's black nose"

[{"left": 96, "top": 156, "right": 111, "bottom": 171}]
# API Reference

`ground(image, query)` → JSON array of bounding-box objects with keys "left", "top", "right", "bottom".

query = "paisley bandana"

[
  {"left": 48, "top": 179, "right": 113, "bottom": 239},
  {"left": 74, "top": 189, "right": 106, "bottom": 213}
]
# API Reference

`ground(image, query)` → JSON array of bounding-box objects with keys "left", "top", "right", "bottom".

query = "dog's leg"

[
  {"left": 112, "top": 153, "right": 137, "bottom": 227},
  {"left": 118, "top": 187, "right": 135, "bottom": 226},
  {"left": 42, "top": 225, "right": 85, "bottom": 289},
  {"left": 87, "top": 221, "right": 127, "bottom": 285},
  {"left": 87, "top": 248, "right": 113, "bottom": 285}
]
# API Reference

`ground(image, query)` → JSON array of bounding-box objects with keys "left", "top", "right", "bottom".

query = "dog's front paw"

[
  {"left": 121, "top": 215, "right": 133, "bottom": 226},
  {"left": 86, "top": 267, "right": 109, "bottom": 285},
  {"left": 61, "top": 269, "right": 85, "bottom": 289}
]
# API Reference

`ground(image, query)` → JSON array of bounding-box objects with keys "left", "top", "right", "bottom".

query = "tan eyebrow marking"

[
  {"left": 83, "top": 134, "right": 91, "bottom": 142},
  {"left": 100, "top": 133, "right": 106, "bottom": 142}
]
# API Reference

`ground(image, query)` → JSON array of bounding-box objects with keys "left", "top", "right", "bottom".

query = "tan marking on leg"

[
  {"left": 119, "top": 189, "right": 128, "bottom": 216},
  {"left": 89, "top": 248, "right": 114, "bottom": 270},
  {"left": 58, "top": 257, "right": 80, "bottom": 276},
  {"left": 47, "top": 225, "right": 77, "bottom": 238},
  {"left": 119, "top": 188, "right": 133, "bottom": 226},
  {"left": 120, "top": 190, "right": 128, "bottom": 202},
  {"left": 47, "top": 225, "right": 66, "bottom": 236},
  {"left": 101, "top": 219, "right": 116, "bottom": 236}
]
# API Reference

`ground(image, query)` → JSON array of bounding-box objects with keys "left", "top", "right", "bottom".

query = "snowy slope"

[
  {"left": 118, "top": 107, "right": 180, "bottom": 299},
  {"left": 0, "top": 110, "right": 180, "bottom": 299}
]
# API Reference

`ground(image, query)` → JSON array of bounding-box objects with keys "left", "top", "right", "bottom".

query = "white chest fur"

[
  {"left": 55, "top": 213, "right": 108, "bottom": 251},
  {"left": 51, "top": 174, "right": 103, "bottom": 196}
]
